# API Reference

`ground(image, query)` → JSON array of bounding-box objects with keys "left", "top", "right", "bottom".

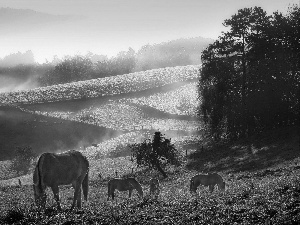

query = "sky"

[{"left": 0, "top": 0, "right": 297, "bottom": 63}]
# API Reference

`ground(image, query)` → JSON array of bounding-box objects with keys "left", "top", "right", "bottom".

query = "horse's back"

[
  {"left": 38, "top": 150, "right": 89, "bottom": 186},
  {"left": 109, "top": 177, "right": 139, "bottom": 191},
  {"left": 192, "top": 173, "right": 223, "bottom": 186},
  {"left": 208, "top": 173, "right": 223, "bottom": 183}
]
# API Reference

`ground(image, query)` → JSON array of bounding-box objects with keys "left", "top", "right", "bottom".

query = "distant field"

[
  {"left": 0, "top": 65, "right": 200, "bottom": 104},
  {"left": 1, "top": 65, "right": 202, "bottom": 148},
  {"left": 0, "top": 65, "right": 202, "bottom": 174}
]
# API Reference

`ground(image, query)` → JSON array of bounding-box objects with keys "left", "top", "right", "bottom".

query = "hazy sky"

[{"left": 0, "top": 0, "right": 297, "bottom": 63}]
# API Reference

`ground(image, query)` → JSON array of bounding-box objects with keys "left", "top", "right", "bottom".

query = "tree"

[
  {"left": 93, "top": 48, "right": 136, "bottom": 78},
  {"left": 40, "top": 55, "right": 93, "bottom": 85},
  {"left": 130, "top": 132, "right": 181, "bottom": 178},
  {"left": 198, "top": 6, "right": 299, "bottom": 141},
  {"left": 11, "top": 146, "right": 36, "bottom": 176}
]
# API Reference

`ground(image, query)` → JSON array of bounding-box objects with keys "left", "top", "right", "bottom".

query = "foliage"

[
  {"left": 39, "top": 55, "right": 94, "bottom": 86},
  {"left": 130, "top": 132, "right": 182, "bottom": 178},
  {"left": 199, "top": 6, "right": 300, "bottom": 140},
  {"left": 0, "top": 50, "right": 35, "bottom": 67},
  {"left": 134, "top": 37, "right": 212, "bottom": 72},
  {"left": 11, "top": 146, "right": 36, "bottom": 176},
  {"left": 93, "top": 48, "right": 136, "bottom": 78}
]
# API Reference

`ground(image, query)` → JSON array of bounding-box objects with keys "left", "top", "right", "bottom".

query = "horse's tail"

[
  {"left": 82, "top": 170, "right": 89, "bottom": 201},
  {"left": 33, "top": 154, "right": 45, "bottom": 190},
  {"left": 33, "top": 154, "right": 46, "bottom": 207},
  {"left": 190, "top": 178, "right": 194, "bottom": 192}
]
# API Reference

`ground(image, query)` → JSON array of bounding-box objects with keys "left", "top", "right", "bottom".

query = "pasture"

[
  {"left": 1, "top": 127, "right": 299, "bottom": 224},
  {"left": 0, "top": 65, "right": 299, "bottom": 224},
  {"left": 0, "top": 154, "right": 299, "bottom": 224}
]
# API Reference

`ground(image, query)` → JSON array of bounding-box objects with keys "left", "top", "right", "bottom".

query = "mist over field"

[
  {"left": 0, "top": 65, "right": 201, "bottom": 161},
  {"left": 0, "top": 36, "right": 211, "bottom": 93},
  {"left": 0, "top": 6, "right": 215, "bottom": 93},
  {"left": 0, "top": 75, "right": 39, "bottom": 93}
]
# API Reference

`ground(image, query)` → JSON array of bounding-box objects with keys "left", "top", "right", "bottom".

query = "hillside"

[
  {"left": 1, "top": 64, "right": 299, "bottom": 224},
  {"left": 0, "top": 126, "right": 299, "bottom": 224},
  {"left": 0, "top": 104, "right": 121, "bottom": 162},
  {"left": 0, "top": 65, "right": 201, "bottom": 161},
  {"left": 0, "top": 65, "right": 200, "bottom": 104}
]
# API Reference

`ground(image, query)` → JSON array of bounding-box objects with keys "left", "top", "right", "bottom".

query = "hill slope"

[{"left": 0, "top": 65, "right": 201, "bottom": 161}]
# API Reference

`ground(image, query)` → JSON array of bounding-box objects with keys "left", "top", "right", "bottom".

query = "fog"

[
  {"left": 0, "top": 104, "right": 123, "bottom": 161},
  {"left": 0, "top": 1, "right": 294, "bottom": 64},
  {"left": 0, "top": 75, "right": 39, "bottom": 93}
]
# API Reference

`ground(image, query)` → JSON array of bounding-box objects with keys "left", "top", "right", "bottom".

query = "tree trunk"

[
  {"left": 153, "top": 160, "right": 167, "bottom": 178},
  {"left": 241, "top": 32, "right": 248, "bottom": 138}
]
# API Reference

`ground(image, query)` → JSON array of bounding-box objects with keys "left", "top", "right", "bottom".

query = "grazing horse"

[
  {"left": 190, "top": 173, "right": 225, "bottom": 193},
  {"left": 33, "top": 150, "right": 89, "bottom": 210},
  {"left": 149, "top": 178, "right": 160, "bottom": 200},
  {"left": 107, "top": 177, "right": 143, "bottom": 201}
]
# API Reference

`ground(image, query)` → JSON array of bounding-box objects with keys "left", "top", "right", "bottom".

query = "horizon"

[{"left": 0, "top": 0, "right": 297, "bottom": 63}]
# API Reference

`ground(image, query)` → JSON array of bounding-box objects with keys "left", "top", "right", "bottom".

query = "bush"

[
  {"left": 130, "top": 132, "right": 182, "bottom": 178},
  {"left": 11, "top": 146, "right": 36, "bottom": 176}
]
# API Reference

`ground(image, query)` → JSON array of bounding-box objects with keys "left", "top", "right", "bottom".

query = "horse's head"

[{"left": 219, "top": 181, "right": 225, "bottom": 191}]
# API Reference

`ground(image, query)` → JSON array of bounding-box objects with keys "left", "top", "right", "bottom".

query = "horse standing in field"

[
  {"left": 33, "top": 150, "right": 89, "bottom": 210},
  {"left": 107, "top": 177, "right": 143, "bottom": 201},
  {"left": 149, "top": 178, "right": 160, "bottom": 200},
  {"left": 190, "top": 173, "right": 225, "bottom": 193}
]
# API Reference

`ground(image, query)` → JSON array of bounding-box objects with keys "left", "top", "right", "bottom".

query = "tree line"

[
  {"left": 198, "top": 6, "right": 299, "bottom": 140},
  {"left": 0, "top": 37, "right": 211, "bottom": 88}
]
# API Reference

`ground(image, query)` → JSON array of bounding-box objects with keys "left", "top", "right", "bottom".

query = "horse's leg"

[
  {"left": 129, "top": 189, "right": 132, "bottom": 198},
  {"left": 51, "top": 185, "right": 62, "bottom": 210},
  {"left": 111, "top": 190, "right": 115, "bottom": 200},
  {"left": 76, "top": 185, "right": 82, "bottom": 209},
  {"left": 107, "top": 185, "right": 111, "bottom": 201},
  {"left": 155, "top": 189, "right": 159, "bottom": 200},
  {"left": 71, "top": 181, "right": 81, "bottom": 210},
  {"left": 209, "top": 185, "right": 214, "bottom": 193}
]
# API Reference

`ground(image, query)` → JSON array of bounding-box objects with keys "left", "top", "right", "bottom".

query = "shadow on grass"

[{"left": 186, "top": 126, "right": 299, "bottom": 173}]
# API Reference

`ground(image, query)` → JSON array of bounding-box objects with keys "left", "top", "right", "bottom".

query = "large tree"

[{"left": 199, "top": 6, "right": 299, "bottom": 140}]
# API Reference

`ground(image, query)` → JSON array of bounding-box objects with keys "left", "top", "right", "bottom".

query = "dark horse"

[
  {"left": 190, "top": 173, "right": 225, "bottom": 194},
  {"left": 107, "top": 177, "right": 143, "bottom": 201},
  {"left": 33, "top": 150, "right": 89, "bottom": 210}
]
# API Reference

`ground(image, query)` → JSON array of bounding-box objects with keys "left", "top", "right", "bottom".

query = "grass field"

[
  {"left": 0, "top": 65, "right": 299, "bottom": 224},
  {"left": 0, "top": 126, "right": 299, "bottom": 224}
]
